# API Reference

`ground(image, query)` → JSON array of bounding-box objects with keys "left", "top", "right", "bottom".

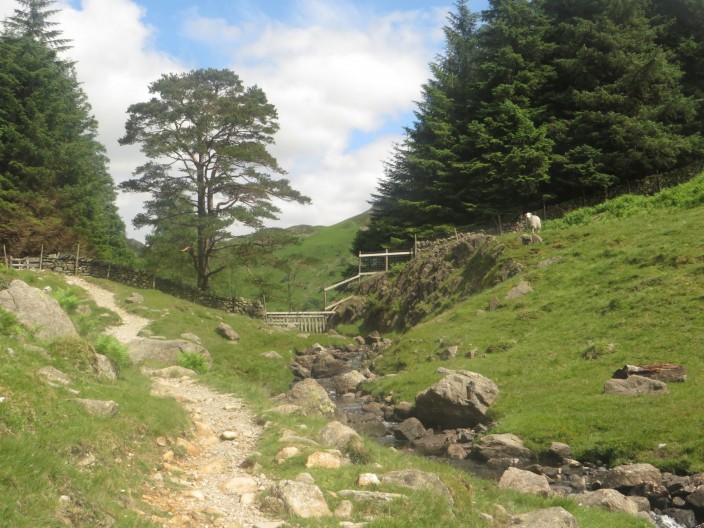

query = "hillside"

[
  {"left": 215, "top": 210, "right": 370, "bottom": 311},
  {"left": 0, "top": 260, "right": 650, "bottom": 527},
  {"left": 351, "top": 173, "right": 704, "bottom": 474}
]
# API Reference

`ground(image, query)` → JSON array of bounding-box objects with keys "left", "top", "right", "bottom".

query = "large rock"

[
  {"left": 318, "top": 421, "right": 360, "bottom": 450},
  {"left": 0, "top": 280, "right": 78, "bottom": 340},
  {"left": 499, "top": 467, "right": 551, "bottom": 497},
  {"left": 284, "top": 379, "right": 337, "bottom": 417},
  {"left": 127, "top": 338, "right": 211, "bottom": 367},
  {"left": 393, "top": 417, "right": 426, "bottom": 443},
  {"left": 414, "top": 369, "right": 499, "bottom": 428},
  {"left": 604, "top": 375, "right": 667, "bottom": 396},
  {"left": 471, "top": 433, "right": 532, "bottom": 464},
  {"left": 269, "top": 480, "right": 331, "bottom": 518},
  {"left": 95, "top": 354, "right": 118, "bottom": 380},
  {"left": 75, "top": 398, "right": 119, "bottom": 418},
  {"left": 215, "top": 322, "right": 239, "bottom": 341},
  {"left": 311, "top": 353, "right": 347, "bottom": 378},
  {"left": 380, "top": 469, "right": 454, "bottom": 507},
  {"left": 332, "top": 370, "right": 366, "bottom": 394},
  {"left": 602, "top": 463, "right": 662, "bottom": 491},
  {"left": 511, "top": 507, "right": 579, "bottom": 528},
  {"left": 37, "top": 366, "right": 72, "bottom": 386},
  {"left": 576, "top": 489, "right": 639, "bottom": 515}
]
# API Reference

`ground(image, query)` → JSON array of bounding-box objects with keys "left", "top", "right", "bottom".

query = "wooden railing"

[{"left": 264, "top": 311, "right": 336, "bottom": 333}]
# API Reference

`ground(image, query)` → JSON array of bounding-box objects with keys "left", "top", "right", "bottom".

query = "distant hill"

[{"left": 212, "top": 210, "right": 371, "bottom": 311}]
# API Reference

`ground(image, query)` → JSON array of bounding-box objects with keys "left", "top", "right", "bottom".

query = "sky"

[{"left": 0, "top": 0, "right": 490, "bottom": 241}]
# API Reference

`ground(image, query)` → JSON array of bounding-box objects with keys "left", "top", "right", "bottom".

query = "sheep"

[{"left": 524, "top": 212, "right": 542, "bottom": 234}]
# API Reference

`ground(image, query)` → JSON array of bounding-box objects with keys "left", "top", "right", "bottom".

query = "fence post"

[
  {"left": 358, "top": 251, "right": 362, "bottom": 276},
  {"left": 2, "top": 245, "right": 7, "bottom": 268},
  {"left": 39, "top": 244, "right": 44, "bottom": 270},
  {"left": 75, "top": 244, "right": 80, "bottom": 275},
  {"left": 385, "top": 249, "right": 389, "bottom": 272}
]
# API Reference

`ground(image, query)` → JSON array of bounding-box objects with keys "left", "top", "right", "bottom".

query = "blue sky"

[{"left": 1, "top": 0, "right": 490, "bottom": 240}]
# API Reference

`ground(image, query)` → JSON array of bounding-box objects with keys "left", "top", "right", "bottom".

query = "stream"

[{"left": 293, "top": 338, "right": 697, "bottom": 528}]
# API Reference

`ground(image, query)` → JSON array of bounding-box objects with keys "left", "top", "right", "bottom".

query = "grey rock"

[
  {"left": 125, "top": 292, "right": 144, "bottom": 304},
  {"left": 285, "top": 379, "right": 337, "bottom": 417},
  {"left": 215, "top": 322, "right": 239, "bottom": 341},
  {"left": 261, "top": 351, "right": 283, "bottom": 359},
  {"left": 499, "top": 467, "right": 551, "bottom": 497},
  {"left": 604, "top": 375, "right": 668, "bottom": 396},
  {"left": 506, "top": 281, "right": 533, "bottom": 300},
  {"left": 393, "top": 417, "right": 426, "bottom": 443},
  {"left": 415, "top": 369, "right": 499, "bottom": 428},
  {"left": 0, "top": 280, "right": 78, "bottom": 340},
  {"left": 332, "top": 370, "right": 366, "bottom": 394},
  {"left": 318, "top": 421, "right": 360, "bottom": 450},
  {"left": 76, "top": 398, "right": 119, "bottom": 418},
  {"left": 380, "top": 469, "right": 454, "bottom": 506},
  {"left": 602, "top": 463, "right": 662, "bottom": 491},
  {"left": 95, "top": 354, "right": 118, "bottom": 380},
  {"left": 576, "top": 489, "right": 639, "bottom": 515},
  {"left": 512, "top": 507, "right": 579, "bottom": 528},
  {"left": 337, "top": 490, "right": 406, "bottom": 504},
  {"left": 127, "top": 338, "right": 211, "bottom": 367},
  {"left": 269, "top": 480, "right": 330, "bottom": 518},
  {"left": 37, "top": 366, "right": 72, "bottom": 386},
  {"left": 472, "top": 433, "right": 532, "bottom": 464},
  {"left": 180, "top": 332, "right": 201, "bottom": 344}
]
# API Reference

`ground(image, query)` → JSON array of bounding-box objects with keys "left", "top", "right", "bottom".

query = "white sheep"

[{"left": 524, "top": 212, "right": 542, "bottom": 233}]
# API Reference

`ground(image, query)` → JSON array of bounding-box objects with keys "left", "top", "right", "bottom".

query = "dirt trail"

[{"left": 68, "top": 276, "right": 283, "bottom": 528}]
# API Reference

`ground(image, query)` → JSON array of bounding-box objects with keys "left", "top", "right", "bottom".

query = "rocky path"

[{"left": 68, "top": 276, "right": 283, "bottom": 528}]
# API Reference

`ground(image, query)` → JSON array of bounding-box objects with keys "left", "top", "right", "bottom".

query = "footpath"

[{"left": 69, "top": 277, "right": 283, "bottom": 528}]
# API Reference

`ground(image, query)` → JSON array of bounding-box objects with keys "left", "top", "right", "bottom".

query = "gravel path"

[{"left": 68, "top": 276, "right": 283, "bottom": 528}]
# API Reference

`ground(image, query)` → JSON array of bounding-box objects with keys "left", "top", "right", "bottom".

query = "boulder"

[
  {"left": 380, "top": 469, "right": 454, "bottom": 507},
  {"left": 127, "top": 338, "right": 211, "bottom": 367},
  {"left": 332, "top": 370, "right": 366, "bottom": 394},
  {"left": 511, "top": 507, "right": 579, "bottom": 528},
  {"left": 414, "top": 369, "right": 499, "bottom": 428},
  {"left": 602, "top": 463, "right": 662, "bottom": 492},
  {"left": 471, "top": 433, "right": 532, "bottom": 464},
  {"left": 576, "top": 489, "right": 639, "bottom": 515},
  {"left": 269, "top": 480, "right": 330, "bottom": 518},
  {"left": 411, "top": 434, "right": 453, "bottom": 457},
  {"left": 75, "top": 398, "right": 119, "bottom": 418},
  {"left": 337, "top": 490, "right": 406, "bottom": 504},
  {"left": 125, "top": 292, "right": 144, "bottom": 304},
  {"left": 215, "top": 322, "right": 239, "bottom": 341},
  {"left": 499, "top": 467, "right": 551, "bottom": 497},
  {"left": 393, "top": 417, "right": 426, "bottom": 443},
  {"left": 260, "top": 351, "right": 282, "bottom": 359},
  {"left": 604, "top": 375, "right": 667, "bottom": 396},
  {"left": 306, "top": 451, "right": 345, "bottom": 469},
  {"left": 311, "top": 353, "right": 347, "bottom": 378},
  {"left": 285, "top": 379, "right": 337, "bottom": 417},
  {"left": 95, "top": 354, "right": 118, "bottom": 380},
  {"left": 318, "top": 421, "right": 360, "bottom": 450},
  {"left": 0, "top": 280, "right": 78, "bottom": 340},
  {"left": 37, "top": 366, "right": 72, "bottom": 386},
  {"left": 180, "top": 333, "right": 201, "bottom": 344},
  {"left": 506, "top": 281, "right": 533, "bottom": 300}
]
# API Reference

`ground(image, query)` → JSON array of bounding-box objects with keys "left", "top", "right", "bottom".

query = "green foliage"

[
  {"left": 52, "top": 287, "right": 80, "bottom": 313},
  {"left": 93, "top": 334, "right": 131, "bottom": 371},
  {"left": 0, "top": 308, "right": 19, "bottom": 335},
  {"left": 357, "top": 0, "right": 704, "bottom": 250},
  {"left": 178, "top": 352, "right": 208, "bottom": 374},
  {"left": 119, "top": 68, "right": 310, "bottom": 292},
  {"left": 0, "top": 24, "right": 131, "bottom": 261}
]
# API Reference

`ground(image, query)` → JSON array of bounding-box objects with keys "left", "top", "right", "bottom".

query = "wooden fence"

[{"left": 264, "top": 311, "right": 336, "bottom": 333}]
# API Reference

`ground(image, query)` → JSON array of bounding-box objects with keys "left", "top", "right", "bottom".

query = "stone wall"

[{"left": 13, "top": 255, "right": 264, "bottom": 318}]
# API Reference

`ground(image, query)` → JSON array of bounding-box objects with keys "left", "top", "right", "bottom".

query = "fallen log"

[{"left": 612, "top": 364, "right": 687, "bottom": 383}]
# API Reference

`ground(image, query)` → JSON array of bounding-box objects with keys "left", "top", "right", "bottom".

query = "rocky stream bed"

[{"left": 291, "top": 332, "right": 704, "bottom": 528}]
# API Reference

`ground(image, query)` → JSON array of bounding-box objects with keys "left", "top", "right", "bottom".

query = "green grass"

[
  {"left": 212, "top": 211, "right": 369, "bottom": 311},
  {"left": 364, "top": 174, "right": 704, "bottom": 473}
]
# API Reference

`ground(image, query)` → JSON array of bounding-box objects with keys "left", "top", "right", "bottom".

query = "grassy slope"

[
  {"left": 217, "top": 211, "right": 369, "bottom": 311},
  {"left": 0, "top": 267, "right": 648, "bottom": 527},
  {"left": 365, "top": 174, "right": 704, "bottom": 474}
]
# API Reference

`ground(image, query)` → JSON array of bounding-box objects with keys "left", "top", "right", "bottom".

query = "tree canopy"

[
  {"left": 355, "top": 0, "right": 704, "bottom": 251},
  {"left": 119, "top": 68, "right": 310, "bottom": 291},
  {"left": 0, "top": 0, "right": 130, "bottom": 260}
]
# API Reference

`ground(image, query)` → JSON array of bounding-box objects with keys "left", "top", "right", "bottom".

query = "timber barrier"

[{"left": 264, "top": 311, "right": 336, "bottom": 333}]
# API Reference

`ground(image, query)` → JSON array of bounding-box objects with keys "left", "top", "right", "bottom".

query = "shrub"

[
  {"left": 0, "top": 308, "right": 19, "bottom": 335},
  {"left": 178, "top": 352, "right": 208, "bottom": 373},
  {"left": 93, "top": 334, "right": 131, "bottom": 371},
  {"left": 53, "top": 288, "right": 81, "bottom": 313}
]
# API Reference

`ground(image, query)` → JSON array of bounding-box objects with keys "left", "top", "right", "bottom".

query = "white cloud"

[{"left": 5, "top": 0, "right": 446, "bottom": 241}]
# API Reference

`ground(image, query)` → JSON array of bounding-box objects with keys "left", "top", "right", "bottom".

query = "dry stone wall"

[{"left": 15, "top": 255, "right": 264, "bottom": 318}]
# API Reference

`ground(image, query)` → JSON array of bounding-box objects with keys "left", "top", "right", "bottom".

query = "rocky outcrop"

[
  {"left": 0, "top": 280, "right": 78, "bottom": 340},
  {"left": 127, "top": 338, "right": 211, "bottom": 367},
  {"left": 415, "top": 368, "right": 499, "bottom": 428}
]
